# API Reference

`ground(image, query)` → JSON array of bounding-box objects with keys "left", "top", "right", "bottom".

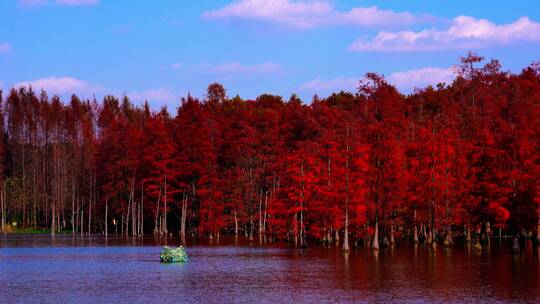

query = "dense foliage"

[
  {"left": 0, "top": 54, "right": 539, "bottom": 250},
  {"left": 160, "top": 246, "right": 188, "bottom": 263}
]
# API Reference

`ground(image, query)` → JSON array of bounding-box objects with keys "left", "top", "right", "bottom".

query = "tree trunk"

[
  {"left": 343, "top": 208, "right": 350, "bottom": 252},
  {"left": 326, "top": 230, "right": 332, "bottom": 246},
  {"left": 88, "top": 199, "right": 91, "bottom": 235},
  {"left": 33, "top": 167, "right": 37, "bottom": 228},
  {"left": 512, "top": 236, "right": 520, "bottom": 253},
  {"left": 71, "top": 179, "right": 75, "bottom": 235},
  {"left": 480, "top": 221, "right": 488, "bottom": 244},
  {"left": 537, "top": 208, "right": 540, "bottom": 243},
  {"left": 249, "top": 214, "right": 254, "bottom": 242},
  {"left": 431, "top": 228, "right": 437, "bottom": 250},
  {"left": 126, "top": 196, "right": 131, "bottom": 236},
  {"left": 474, "top": 236, "right": 482, "bottom": 251},
  {"left": 299, "top": 162, "right": 306, "bottom": 248},
  {"left": 263, "top": 191, "right": 268, "bottom": 234},
  {"left": 131, "top": 175, "right": 136, "bottom": 236},
  {"left": 181, "top": 193, "right": 187, "bottom": 241},
  {"left": 162, "top": 176, "right": 168, "bottom": 234},
  {"left": 51, "top": 201, "right": 56, "bottom": 236},
  {"left": 131, "top": 198, "right": 135, "bottom": 236},
  {"left": 258, "top": 190, "right": 263, "bottom": 234},
  {"left": 444, "top": 226, "right": 452, "bottom": 247},
  {"left": 81, "top": 207, "right": 84, "bottom": 236},
  {"left": 343, "top": 154, "right": 350, "bottom": 252},
  {"left": 1, "top": 187, "right": 5, "bottom": 235},
  {"left": 390, "top": 224, "right": 395, "bottom": 245},
  {"left": 76, "top": 198, "right": 80, "bottom": 234},
  {"left": 105, "top": 199, "right": 108, "bottom": 237},
  {"left": 234, "top": 209, "right": 238, "bottom": 236},
  {"left": 413, "top": 225, "right": 419, "bottom": 243},
  {"left": 154, "top": 187, "right": 161, "bottom": 234},
  {"left": 372, "top": 220, "right": 379, "bottom": 250}
]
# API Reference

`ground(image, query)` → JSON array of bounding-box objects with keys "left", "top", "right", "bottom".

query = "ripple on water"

[{"left": 0, "top": 235, "right": 539, "bottom": 304}]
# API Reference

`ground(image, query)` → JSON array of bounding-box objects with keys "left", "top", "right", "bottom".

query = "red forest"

[{"left": 1, "top": 54, "right": 539, "bottom": 250}]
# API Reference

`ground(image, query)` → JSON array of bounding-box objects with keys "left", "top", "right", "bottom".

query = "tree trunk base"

[
  {"left": 426, "top": 231, "right": 432, "bottom": 245},
  {"left": 372, "top": 223, "right": 379, "bottom": 251},
  {"left": 413, "top": 226, "right": 419, "bottom": 243},
  {"left": 474, "top": 240, "right": 482, "bottom": 251},
  {"left": 382, "top": 236, "right": 390, "bottom": 247},
  {"left": 512, "top": 237, "right": 521, "bottom": 254},
  {"left": 444, "top": 236, "right": 452, "bottom": 248}
]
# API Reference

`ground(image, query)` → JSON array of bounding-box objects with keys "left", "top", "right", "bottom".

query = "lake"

[{"left": 1, "top": 235, "right": 539, "bottom": 303}]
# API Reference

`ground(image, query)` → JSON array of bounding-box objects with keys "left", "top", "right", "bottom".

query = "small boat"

[{"left": 160, "top": 245, "right": 189, "bottom": 263}]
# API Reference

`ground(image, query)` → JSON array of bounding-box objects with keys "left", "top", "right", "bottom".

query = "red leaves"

[{"left": 4, "top": 55, "right": 540, "bottom": 238}]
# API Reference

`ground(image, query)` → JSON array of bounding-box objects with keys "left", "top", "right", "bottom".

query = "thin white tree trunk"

[
  {"left": 234, "top": 209, "right": 238, "bottom": 236},
  {"left": 81, "top": 207, "right": 84, "bottom": 236},
  {"left": 342, "top": 208, "right": 350, "bottom": 252},
  {"left": 105, "top": 199, "right": 108, "bottom": 237},
  {"left": 1, "top": 187, "right": 5, "bottom": 235},
  {"left": 163, "top": 176, "right": 168, "bottom": 234},
  {"left": 181, "top": 193, "right": 187, "bottom": 241},
  {"left": 258, "top": 190, "right": 262, "bottom": 234},
  {"left": 126, "top": 194, "right": 131, "bottom": 236},
  {"left": 51, "top": 200, "right": 56, "bottom": 236},
  {"left": 88, "top": 200, "right": 91, "bottom": 235},
  {"left": 390, "top": 224, "right": 395, "bottom": 245},
  {"left": 71, "top": 177, "right": 75, "bottom": 235},
  {"left": 263, "top": 191, "right": 268, "bottom": 234},
  {"left": 154, "top": 187, "right": 161, "bottom": 234},
  {"left": 131, "top": 175, "right": 136, "bottom": 236}
]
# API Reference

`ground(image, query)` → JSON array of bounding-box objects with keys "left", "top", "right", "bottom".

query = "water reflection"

[{"left": 0, "top": 235, "right": 539, "bottom": 303}]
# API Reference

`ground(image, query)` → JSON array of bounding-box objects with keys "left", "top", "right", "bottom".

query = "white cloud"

[
  {"left": 19, "top": 0, "right": 48, "bottom": 7},
  {"left": 299, "top": 67, "right": 457, "bottom": 95},
  {"left": 298, "top": 76, "right": 357, "bottom": 96},
  {"left": 55, "top": 0, "right": 99, "bottom": 5},
  {"left": 197, "top": 61, "right": 283, "bottom": 75},
  {"left": 350, "top": 16, "right": 540, "bottom": 52},
  {"left": 202, "top": 0, "right": 419, "bottom": 29},
  {"left": 387, "top": 67, "right": 456, "bottom": 90},
  {"left": 160, "top": 63, "right": 183, "bottom": 71},
  {"left": 15, "top": 76, "right": 99, "bottom": 96},
  {"left": 0, "top": 43, "right": 12, "bottom": 54},
  {"left": 129, "top": 87, "right": 176, "bottom": 103},
  {"left": 20, "top": 0, "right": 98, "bottom": 7}
]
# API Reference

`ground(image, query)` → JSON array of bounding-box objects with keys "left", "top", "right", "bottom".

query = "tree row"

[{"left": 1, "top": 53, "right": 539, "bottom": 252}]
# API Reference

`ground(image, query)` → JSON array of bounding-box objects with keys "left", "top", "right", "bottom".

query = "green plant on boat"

[{"left": 160, "top": 246, "right": 189, "bottom": 263}]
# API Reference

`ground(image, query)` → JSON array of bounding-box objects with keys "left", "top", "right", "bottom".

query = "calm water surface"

[{"left": 1, "top": 235, "right": 539, "bottom": 303}]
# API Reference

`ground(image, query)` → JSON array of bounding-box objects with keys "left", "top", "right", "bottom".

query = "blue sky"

[{"left": 1, "top": 0, "right": 539, "bottom": 109}]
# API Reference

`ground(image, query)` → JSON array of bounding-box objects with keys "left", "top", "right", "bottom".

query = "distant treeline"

[{"left": 0, "top": 53, "right": 539, "bottom": 251}]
